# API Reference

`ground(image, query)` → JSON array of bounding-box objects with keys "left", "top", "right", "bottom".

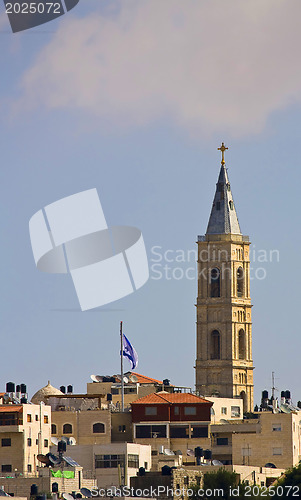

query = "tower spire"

[{"left": 206, "top": 143, "right": 241, "bottom": 235}]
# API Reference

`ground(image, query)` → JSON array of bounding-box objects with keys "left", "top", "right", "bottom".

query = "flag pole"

[{"left": 120, "top": 321, "right": 124, "bottom": 412}]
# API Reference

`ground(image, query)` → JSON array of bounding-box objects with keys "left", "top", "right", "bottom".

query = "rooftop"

[{"left": 131, "top": 391, "right": 212, "bottom": 405}]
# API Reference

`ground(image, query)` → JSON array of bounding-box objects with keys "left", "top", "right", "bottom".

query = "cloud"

[{"left": 18, "top": 0, "right": 301, "bottom": 137}]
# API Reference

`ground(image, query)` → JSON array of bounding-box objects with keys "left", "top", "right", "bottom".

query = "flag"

[{"left": 122, "top": 333, "right": 138, "bottom": 370}]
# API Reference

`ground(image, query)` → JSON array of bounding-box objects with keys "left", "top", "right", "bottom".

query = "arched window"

[
  {"left": 210, "top": 330, "right": 220, "bottom": 360},
  {"left": 229, "top": 200, "right": 234, "bottom": 210},
  {"left": 237, "top": 267, "right": 244, "bottom": 297},
  {"left": 93, "top": 423, "right": 105, "bottom": 434},
  {"left": 51, "top": 424, "right": 57, "bottom": 435},
  {"left": 63, "top": 423, "right": 72, "bottom": 434},
  {"left": 210, "top": 268, "right": 220, "bottom": 297},
  {"left": 238, "top": 330, "right": 245, "bottom": 359}
]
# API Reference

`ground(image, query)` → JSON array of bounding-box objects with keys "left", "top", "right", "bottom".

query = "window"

[
  {"left": 221, "top": 407, "right": 227, "bottom": 415},
  {"left": 210, "top": 268, "right": 220, "bottom": 297},
  {"left": 217, "top": 437, "right": 228, "bottom": 446},
  {"left": 192, "top": 426, "right": 208, "bottom": 438},
  {"left": 27, "top": 438, "right": 32, "bottom": 446},
  {"left": 27, "top": 414, "right": 32, "bottom": 423},
  {"left": 272, "top": 448, "right": 282, "bottom": 456},
  {"left": 27, "top": 464, "right": 32, "bottom": 473},
  {"left": 242, "top": 447, "right": 251, "bottom": 457},
  {"left": 272, "top": 424, "right": 281, "bottom": 432},
  {"left": 95, "top": 454, "right": 124, "bottom": 469},
  {"left": 119, "top": 425, "right": 126, "bottom": 433},
  {"left": 144, "top": 462, "right": 148, "bottom": 469},
  {"left": 145, "top": 407, "right": 157, "bottom": 416},
  {"left": 237, "top": 267, "right": 244, "bottom": 297},
  {"left": 44, "top": 415, "right": 49, "bottom": 424},
  {"left": 111, "top": 388, "right": 119, "bottom": 395},
  {"left": 36, "top": 439, "right": 39, "bottom": 445},
  {"left": 44, "top": 439, "right": 48, "bottom": 447},
  {"left": 93, "top": 423, "right": 105, "bottom": 434},
  {"left": 238, "top": 330, "right": 245, "bottom": 359},
  {"left": 128, "top": 454, "right": 139, "bottom": 468},
  {"left": 63, "top": 423, "right": 72, "bottom": 434},
  {"left": 229, "top": 200, "right": 234, "bottom": 210},
  {"left": 231, "top": 406, "right": 241, "bottom": 418},
  {"left": 174, "top": 406, "right": 179, "bottom": 415},
  {"left": 184, "top": 406, "right": 196, "bottom": 416},
  {"left": 210, "top": 330, "right": 221, "bottom": 360},
  {"left": 35, "top": 415, "right": 39, "bottom": 421},
  {"left": 51, "top": 424, "right": 57, "bottom": 434},
  {"left": 1, "top": 465, "right": 12, "bottom": 473},
  {"left": 1, "top": 439, "right": 11, "bottom": 447},
  {"left": 136, "top": 424, "right": 166, "bottom": 439},
  {"left": 170, "top": 426, "right": 189, "bottom": 438}
]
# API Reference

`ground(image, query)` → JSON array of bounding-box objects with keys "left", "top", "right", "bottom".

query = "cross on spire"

[{"left": 218, "top": 142, "right": 228, "bottom": 165}]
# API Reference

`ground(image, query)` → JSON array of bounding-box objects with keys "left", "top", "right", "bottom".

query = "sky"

[{"left": 1, "top": 0, "right": 301, "bottom": 406}]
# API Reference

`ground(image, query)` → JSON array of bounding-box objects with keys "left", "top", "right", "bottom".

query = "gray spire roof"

[{"left": 206, "top": 164, "right": 241, "bottom": 235}]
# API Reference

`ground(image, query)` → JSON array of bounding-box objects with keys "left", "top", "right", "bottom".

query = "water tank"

[
  {"left": 60, "top": 386, "right": 66, "bottom": 394},
  {"left": 285, "top": 390, "right": 291, "bottom": 400},
  {"left": 162, "top": 465, "right": 172, "bottom": 476},
  {"left": 21, "top": 397, "right": 27, "bottom": 404},
  {"left": 138, "top": 467, "right": 146, "bottom": 476},
  {"left": 163, "top": 379, "right": 170, "bottom": 386},
  {"left": 102, "top": 377, "right": 109, "bottom": 383},
  {"left": 16, "top": 385, "right": 21, "bottom": 393},
  {"left": 203, "top": 449, "right": 212, "bottom": 460},
  {"left": 6, "top": 382, "right": 15, "bottom": 393},
  {"left": 298, "top": 401, "right": 301, "bottom": 409},
  {"left": 67, "top": 385, "right": 73, "bottom": 394},
  {"left": 194, "top": 447, "right": 203, "bottom": 458},
  {"left": 30, "top": 484, "right": 38, "bottom": 496},
  {"left": 262, "top": 390, "right": 268, "bottom": 400},
  {"left": 58, "top": 440, "right": 67, "bottom": 453},
  {"left": 107, "top": 394, "right": 112, "bottom": 402},
  {"left": 20, "top": 384, "right": 27, "bottom": 394},
  {"left": 281, "top": 391, "right": 285, "bottom": 398}
]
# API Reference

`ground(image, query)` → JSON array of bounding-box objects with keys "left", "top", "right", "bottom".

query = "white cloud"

[{"left": 18, "top": 0, "right": 301, "bottom": 137}]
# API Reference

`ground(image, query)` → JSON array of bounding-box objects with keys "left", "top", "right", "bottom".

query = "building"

[
  {"left": 196, "top": 143, "right": 254, "bottom": 412},
  {"left": 0, "top": 402, "right": 51, "bottom": 475},
  {"left": 131, "top": 392, "right": 213, "bottom": 460},
  {"left": 59, "top": 442, "right": 151, "bottom": 489}
]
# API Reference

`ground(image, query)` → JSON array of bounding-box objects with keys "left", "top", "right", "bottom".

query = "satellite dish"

[
  {"left": 69, "top": 437, "right": 77, "bottom": 445},
  {"left": 95, "top": 375, "right": 103, "bottom": 382},
  {"left": 212, "top": 460, "right": 223, "bottom": 466},
  {"left": 280, "top": 404, "right": 292, "bottom": 414},
  {"left": 123, "top": 376, "right": 129, "bottom": 384},
  {"left": 175, "top": 450, "right": 182, "bottom": 455},
  {"left": 0, "top": 491, "right": 9, "bottom": 497},
  {"left": 61, "top": 436, "right": 69, "bottom": 444},
  {"left": 129, "top": 374, "right": 138, "bottom": 383},
  {"left": 90, "top": 375, "right": 99, "bottom": 383},
  {"left": 265, "top": 463, "right": 276, "bottom": 469},
  {"left": 63, "top": 494, "right": 75, "bottom": 500},
  {"left": 51, "top": 437, "right": 59, "bottom": 446},
  {"left": 37, "top": 454, "right": 51, "bottom": 466},
  {"left": 80, "top": 488, "right": 92, "bottom": 498},
  {"left": 164, "top": 449, "right": 175, "bottom": 456},
  {"left": 3, "top": 394, "right": 11, "bottom": 404},
  {"left": 187, "top": 449, "right": 194, "bottom": 457}
]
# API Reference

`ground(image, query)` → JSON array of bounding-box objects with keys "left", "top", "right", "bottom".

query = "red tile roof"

[
  {"left": 131, "top": 391, "right": 212, "bottom": 405},
  {"left": 0, "top": 405, "right": 23, "bottom": 413}
]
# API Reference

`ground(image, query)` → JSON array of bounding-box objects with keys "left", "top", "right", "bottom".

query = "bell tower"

[{"left": 195, "top": 143, "right": 254, "bottom": 413}]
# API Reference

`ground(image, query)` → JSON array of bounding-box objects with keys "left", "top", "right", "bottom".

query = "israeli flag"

[{"left": 122, "top": 334, "right": 138, "bottom": 370}]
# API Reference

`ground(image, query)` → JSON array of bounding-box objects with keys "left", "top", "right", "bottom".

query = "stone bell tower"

[{"left": 195, "top": 143, "right": 254, "bottom": 413}]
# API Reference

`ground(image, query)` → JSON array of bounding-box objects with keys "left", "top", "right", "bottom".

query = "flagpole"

[{"left": 120, "top": 321, "right": 124, "bottom": 412}]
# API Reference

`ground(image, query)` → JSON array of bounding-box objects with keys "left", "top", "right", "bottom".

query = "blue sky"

[{"left": 0, "top": 0, "right": 300, "bottom": 406}]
